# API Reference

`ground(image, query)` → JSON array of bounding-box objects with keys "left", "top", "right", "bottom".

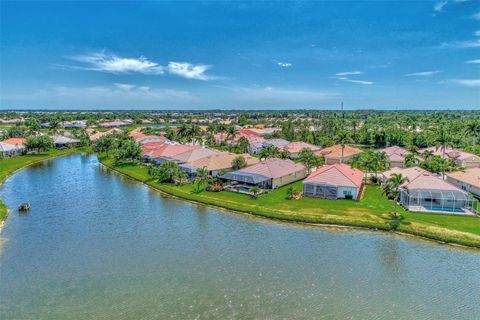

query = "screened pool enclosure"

[{"left": 399, "top": 188, "right": 478, "bottom": 214}]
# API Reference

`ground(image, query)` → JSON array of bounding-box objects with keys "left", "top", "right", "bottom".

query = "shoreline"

[
  {"left": 99, "top": 157, "right": 480, "bottom": 250},
  {"left": 0, "top": 148, "right": 83, "bottom": 231}
]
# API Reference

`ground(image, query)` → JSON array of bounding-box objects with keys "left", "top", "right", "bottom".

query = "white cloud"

[
  {"left": 343, "top": 79, "right": 374, "bottom": 85},
  {"left": 475, "top": 30, "right": 480, "bottom": 37},
  {"left": 434, "top": 0, "right": 449, "bottom": 12},
  {"left": 114, "top": 83, "right": 136, "bottom": 91},
  {"left": 167, "top": 62, "right": 213, "bottom": 80},
  {"left": 69, "top": 52, "right": 164, "bottom": 74},
  {"left": 442, "top": 79, "right": 480, "bottom": 87},
  {"left": 335, "top": 71, "right": 363, "bottom": 76},
  {"left": 439, "top": 39, "right": 480, "bottom": 48},
  {"left": 66, "top": 51, "right": 215, "bottom": 80},
  {"left": 405, "top": 70, "right": 442, "bottom": 77},
  {"left": 277, "top": 62, "right": 292, "bottom": 68},
  {"left": 473, "top": 12, "right": 480, "bottom": 20},
  {"left": 466, "top": 59, "right": 480, "bottom": 64}
]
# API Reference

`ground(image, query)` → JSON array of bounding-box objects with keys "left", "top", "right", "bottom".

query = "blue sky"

[{"left": 0, "top": 0, "right": 479, "bottom": 110}]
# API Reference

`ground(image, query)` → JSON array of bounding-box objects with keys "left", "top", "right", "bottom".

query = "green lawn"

[
  {"left": 0, "top": 148, "right": 81, "bottom": 222},
  {"left": 100, "top": 157, "right": 480, "bottom": 248}
]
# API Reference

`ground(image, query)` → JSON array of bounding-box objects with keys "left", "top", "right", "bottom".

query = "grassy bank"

[
  {"left": 0, "top": 148, "right": 81, "bottom": 222},
  {"left": 99, "top": 156, "right": 480, "bottom": 248}
]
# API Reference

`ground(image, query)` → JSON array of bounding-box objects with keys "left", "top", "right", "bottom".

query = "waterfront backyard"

[{"left": 100, "top": 157, "right": 480, "bottom": 248}]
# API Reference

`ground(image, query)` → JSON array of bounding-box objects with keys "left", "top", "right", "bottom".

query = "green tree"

[
  {"left": 258, "top": 144, "right": 280, "bottom": 160},
  {"left": 149, "top": 161, "right": 185, "bottom": 183},
  {"left": 404, "top": 153, "right": 418, "bottom": 167},
  {"left": 193, "top": 167, "right": 210, "bottom": 193},
  {"left": 113, "top": 139, "right": 142, "bottom": 163},
  {"left": 25, "top": 118, "right": 41, "bottom": 132},
  {"left": 250, "top": 186, "right": 261, "bottom": 199},
  {"left": 465, "top": 121, "right": 480, "bottom": 151},
  {"left": 298, "top": 148, "right": 323, "bottom": 174},
  {"left": 25, "top": 135, "right": 54, "bottom": 152},
  {"left": 382, "top": 173, "right": 409, "bottom": 217},
  {"left": 286, "top": 186, "right": 298, "bottom": 200},
  {"left": 92, "top": 135, "right": 115, "bottom": 156},
  {"left": 236, "top": 136, "right": 250, "bottom": 153},
  {"left": 231, "top": 155, "right": 247, "bottom": 170},
  {"left": 334, "top": 130, "right": 353, "bottom": 164}
]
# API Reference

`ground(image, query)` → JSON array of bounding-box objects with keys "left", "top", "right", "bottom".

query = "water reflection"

[{"left": 0, "top": 154, "right": 479, "bottom": 320}]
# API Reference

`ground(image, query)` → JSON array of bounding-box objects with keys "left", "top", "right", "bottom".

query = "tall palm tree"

[
  {"left": 435, "top": 126, "right": 454, "bottom": 179},
  {"left": 335, "top": 130, "right": 353, "bottom": 164},
  {"left": 465, "top": 121, "right": 480, "bottom": 151},
  {"left": 422, "top": 150, "right": 434, "bottom": 161},
  {"left": 236, "top": 136, "right": 250, "bottom": 153},
  {"left": 226, "top": 126, "right": 237, "bottom": 144},
  {"left": 371, "top": 151, "right": 388, "bottom": 179},
  {"left": 187, "top": 125, "right": 202, "bottom": 145},
  {"left": 404, "top": 153, "right": 418, "bottom": 167},
  {"left": 194, "top": 167, "right": 210, "bottom": 193},
  {"left": 382, "top": 173, "right": 409, "bottom": 217}
]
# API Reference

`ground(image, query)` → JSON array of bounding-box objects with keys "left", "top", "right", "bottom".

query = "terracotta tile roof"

[
  {"left": 378, "top": 146, "right": 411, "bottom": 162},
  {"left": 1, "top": 137, "right": 26, "bottom": 147},
  {"left": 382, "top": 166, "right": 429, "bottom": 183},
  {"left": 238, "top": 158, "right": 306, "bottom": 179},
  {"left": 146, "top": 144, "right": 197, "bottom": 159},
  {"left": 419, "top": 146, "right": 479, "bottom": 161},
  {"left": 89, "top": 128, "right": 123, "bottom": 141},
  {"left": 184, "top": 152, "right": 260, "bottom": 171},
  {"left": 304, "top": 164, "right": 364, "bottom": 188},
  {"left": 383, "top": 166, "right": 464, "bottom": 192},
  {"left": 283, "top": 141, "right": 321, "bottom": 154},
  {"left": 446, "top": 168, "right": 480, "bottom": 189},
  {"left": 170, "top": 148, "right": 221, "bottom": 163},
  {"left": 316, "top": 144, "right": 362, "bottom": 159}
]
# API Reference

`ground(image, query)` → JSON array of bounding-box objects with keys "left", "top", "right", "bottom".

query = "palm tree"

[
  {"left": 298, "top": 148, "right": 323, "bottom": 174},
  {"left": 258, "top": 144, "right": 279, "bottom": 160},
  {"left": 465, "top": 121, "right": 480, "bottom": 151},
  {"left": 194, "top": 167, "right": 210, "bottom": 193},
  {"left": 404, "top": 153, "right": 418, "bottom": 167},
  {"left": 382, "top": 173, "right": 409, "bottom": 217},
  {"left": 286, "top": 186, "right": 297, "bottom": 200},
  {"left": 49, "top": 120, "right": 61, "bottom": 134},
  {"left": 422, "top": 150, "right": 434, "bottom": 161},
  {"left": 371, "top": 151, "right": 388, "bottom": 180},
  {"left": 250, "top": 186, "right": 261, "bottom": 199},
  {"left": 187, "top": 125, "right": 202, "bottom": 145},
  {"left": 435, "top": 127, "right": 454, "bottom": 179},
  {"left": 226, "top": 126, "right": 237, "bottom": 144},
  {"left": 335, "top": 130, "right": 353, "bottom": 164},
  {"left": 236, "top": 136, "right": 250, "bottom": 153}
]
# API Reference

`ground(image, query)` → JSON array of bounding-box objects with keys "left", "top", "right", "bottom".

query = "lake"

[{"left": 1, "top": 154, "right": 479, "bottom": 319}]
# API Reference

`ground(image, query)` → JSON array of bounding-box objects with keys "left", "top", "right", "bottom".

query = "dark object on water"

[{"left": 18, "top": 203, "right": 30, "bottom": 211}]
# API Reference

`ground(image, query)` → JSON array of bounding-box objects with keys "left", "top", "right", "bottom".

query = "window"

[{"left": 343, "top": 190, "right": 352, "bottom": 196}]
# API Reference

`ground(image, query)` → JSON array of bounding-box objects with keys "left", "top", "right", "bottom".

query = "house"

[
  {"left": 179, "top": 152, "right": 260, "bottom": 177},
  {"left": 383, "top": 167, "right": 478, "bottom": 215},
  {"left": 52, "top": 134, "right": 80, "bottom": 148},
  {"left": 62, "top": 120, "right": 87, "bottom": 129},
  {"left": 316, "top": 144, "right": 362, "bottom": 164},
  {"left": 144, "top": 144, "right": 197, "bottom": 163},
  {"left": 99, "top": 120, "right": 131, "bottom": 128},
  {"left": 249, "top": 138, "right": 290, "bottom": 154},
  {"left": 0, "top": 141, "right": 24, "bottom": 157},
  {"left": 303, "top": 164, "right": 364, "bottom": 200},
  {"left": 89, "top": 128, "right": 123, "bottom": 141},
  {"left": 282, "top": 141, "right": 321, "bottom": 159},
  {"left": 2, "top": 137, "right": 26, "bottom": 148},
  {"left": 221, "top": 158, "right": 307, "bottom": 189},
  {"left": 419, "top": 146, "right": 480, "bottom": 168},
  {"left": 446, "top": 168, "right": 480, "bottom": 197},
  {"left": 378, "top": 146, "right": 411, "bottom": 168},
  {"left": 169, "top": 147, "right": 220, "bottom": 164}
]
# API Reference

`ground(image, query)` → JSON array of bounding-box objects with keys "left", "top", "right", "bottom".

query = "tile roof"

[
  {"left": 146, "top": 144, "right": 197, "bottom": 159},
  {"left": 378, "top": 146, "right": 411, "bottom": 162},
  {"left": 170, "top": 147, "right": 221, "bottom": 163},
  {"left": 283, "top": 141, "right": 321, "bottom": 154},
  {"left": 446, "top": 168, "right": 480, "bottom": 189},
  {"left": 384, "top": 166, "right": 464, "bottom": 192},
  {"left": 1, "top": 137, "right": 26, "bottom": 147},
  {"left": 183, "top": 152, "right": 260, "bottom": 171},
  {"left": 304, "top": 164, "right": 364, "bottom": 188},
  {"left": 89, "top": 128, "right": 123, "bottom": 141},
  {"left": 237, "top": 158, "right": 306, "bottom": 179},
  {"left": 316, "top": 144, "right": 362, "bottom": 159},
  {"left": 419, "top": 146, "right": 479, "bottom": 161}
]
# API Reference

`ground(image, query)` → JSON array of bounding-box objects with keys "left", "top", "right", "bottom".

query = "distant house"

[
  {"left": 169, "top": 147, "right": 221, "bottom": 164},
  {"left": 249, "top": 138, "right": 290, "bottom": 154},
  {"left": 221, "top": 158, "right": 307, "bottom": 189},
  {"left": 282, "top": 141, "right": 321, "bottom": 159},
  {"left": 144, "top": 144, "right": 197, "bottom": 163},
  {"left": 0, "top": 141, "right": 24, "bottom": 157},
  {"left": 446, "top": 168, "right": 480, "bottom": 197},
  {"left": 383, "top": 166, "right": 478, "bottom": 215},
  {"left": 179, "top": 152, "right": 260, "bottom": 177},
  {"left": 378, "top": 146, "right": 411, "bottom": 168},
  {"left": 89, "top": 128, "right": 123, "bottom": 141},
  {"left": 418, "top": 146, "right": 480, "bottom": 168},
  {"left": 99, "top": 120, "right": 131, "bottom": 128},
  {"left": 52, "top": 134, "right": 80, "bottom": 148},
  {"left": 2, "top": 137, "right": 26, "bottom": 148},
  {"left": 303, "top": 164, "right": 364, "bottom": 200},
  {"left": 62, "top": 120, "right": 87, "bottom": 129},
  {"left": 316, "top": 144, "right": 362, "bottom": 164}
]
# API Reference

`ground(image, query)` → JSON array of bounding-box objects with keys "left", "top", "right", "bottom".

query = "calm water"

[{"left": 1, "top": 154, "right": 479, "bottom": 320}]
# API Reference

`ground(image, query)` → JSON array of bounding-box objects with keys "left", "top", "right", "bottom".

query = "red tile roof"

[
  {"left": 304, "top": 164, "right": 364, "bottom": 188},
  {"left": 239, "top": 158, "right": 306, "bottom": 179},
  {"left": 1, "top": 137, "right": 26, "bottom": 147}
]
